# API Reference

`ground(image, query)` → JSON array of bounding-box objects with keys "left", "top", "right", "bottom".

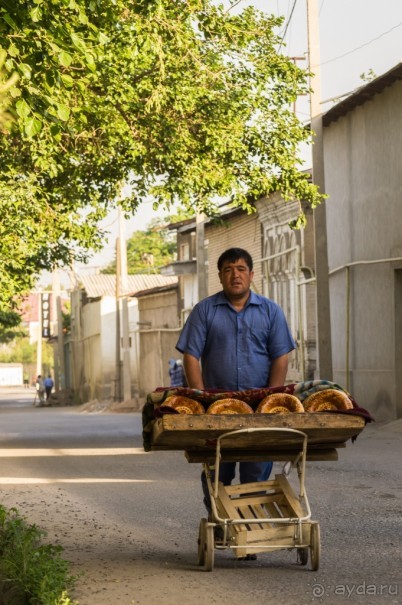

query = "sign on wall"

[{"left": 41, "top": 292, "right": 51, "bottom": 338}]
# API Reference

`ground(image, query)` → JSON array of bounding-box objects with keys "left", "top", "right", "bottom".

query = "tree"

[
  {"left": 102, "top": 228, "right": 174, "bottom": 274},
  {"left": 103, "top": 214, "right": 185, "bottom": 274},
  {"left": 0, "top": 0, "right": 323, "bottom": 310},
  {"left": 0, "top": 309, "right": 26, "bottom": 343}
]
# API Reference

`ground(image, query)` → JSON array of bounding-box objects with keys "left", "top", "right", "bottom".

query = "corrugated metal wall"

[{"left": 206, "top": 213, "right": 262, "bottom": 295}]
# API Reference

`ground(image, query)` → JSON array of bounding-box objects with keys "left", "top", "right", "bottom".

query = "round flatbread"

[
  {"left": 161, "top": 395, "right": 205, "bottom": 415},
  {"left": 206, "top": 399, "right": 254, "bottom": 415},
  {"left": 303, "top": 389, "right": 353, "bottom": 412},
  {"left": 256, "top": 393, "right": 305, "bottom": 414}
]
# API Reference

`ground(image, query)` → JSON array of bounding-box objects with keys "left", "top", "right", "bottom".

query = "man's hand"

[{"left": 183, "top": 353, "right": 205, "bottom": 389}]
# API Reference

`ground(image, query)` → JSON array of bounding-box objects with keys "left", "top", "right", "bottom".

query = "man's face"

[{"left": 219, "top": 258, "right": 254, "bottom": 299}]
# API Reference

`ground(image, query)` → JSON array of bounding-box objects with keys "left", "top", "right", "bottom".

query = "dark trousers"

[{"left": 201, "top": 461, "right": 273, "bottom": 514}]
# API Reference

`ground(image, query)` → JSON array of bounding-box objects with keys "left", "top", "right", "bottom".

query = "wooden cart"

[{"left": 150, "top": 412, "right": 366, "bottom": 571}]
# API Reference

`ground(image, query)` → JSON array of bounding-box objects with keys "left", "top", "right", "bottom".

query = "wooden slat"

[
  {"left": 275, "top": 474, "right": 306, "bottom": 518},
  {"left": 245, "top": 522, "right": 311, "bottom": 548},
  {"left": 216, "top": 483, "right": 247, "bottom": 531},
  {"left": 237, "top": 504, "right": 261, "bottom": 530},
  {"left": 273, "top": 499, "right": 294, "bottom": 519},
  {"left": 184, "top": 447, "right": 339, "bottom": 463},
  {"left": 151, "top": 412, "right": 365, "bottom": 452},
  {"left": 263, "top": 501, "right": 283, "bottom": 520},
  {"left": 226, "top": 480, "right": 279, "bottom": 494}
]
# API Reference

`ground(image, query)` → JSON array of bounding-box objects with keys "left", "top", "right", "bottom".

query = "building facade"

[
  {"left": 323, "top": 62, "right": 402, "bottom": 420},
  {"left": 163, "top": 197, "right": 317, "bottom": 385},
  {"left": 69, "top": 274, "right": 177, "bottom": 403}
]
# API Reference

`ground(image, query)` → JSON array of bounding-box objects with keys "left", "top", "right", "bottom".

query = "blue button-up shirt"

[{"left": 176, "top": 291, "right": 295, "bottom": 390}]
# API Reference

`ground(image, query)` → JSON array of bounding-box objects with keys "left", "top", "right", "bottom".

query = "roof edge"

[{"left": 323, "top": 62, "right": 402, "bottom": 126}]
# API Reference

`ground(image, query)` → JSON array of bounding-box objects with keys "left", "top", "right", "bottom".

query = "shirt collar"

[{"left": 214, "top": 290, "right": 262, "bottom": 307}]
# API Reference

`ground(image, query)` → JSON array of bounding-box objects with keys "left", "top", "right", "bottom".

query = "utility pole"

[
  {"left": 115, "top": 238, "right": 122, "bottom": 401},
  {"left": 52, "top": 269, "right": 66, "bottom": 392},
  {"left": 307, "top": 0, "right": 333, "bottom": 380},
  {"left": 196, "top": 212, "right": 207, "bottom": 301},
  {"left": 36, "top": 291, "right": 42, "bottom": 378},
  {"left": 118, "top": 206, "right": 132, "bottom": 402}
]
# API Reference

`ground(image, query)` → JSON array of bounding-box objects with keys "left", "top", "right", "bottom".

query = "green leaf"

[
  {"left": 18, "top": 63, "right": 32, "bottom": 80},
  {"left": 71, "top": 33, "right": 87, "bottom": 53},
  {"left": 30, "top": 6, "right": 42, "bottom": 22},
  {"left": 3, "top": 13, "right": 18, "bottom": 30},
  {"left": 56, "top": 104, "right": 70, "bottom": 121},
  {"left": 58, "top": 51, "right": 73, "bottom": 67},
  {"left": 50, "top": 124, "right": 62, "bottom": 140},
  {"left": 78, "top": 11, "right": 89, "bottom": 25},
  {"left": 61, "top": 73, "right": 74, "bottom": 88},
  {"left": 98, "top": 32, "right": 109, "bottom": 45},
  {"left": 7, "top": 44, "right": 19, "bottom": 58},
  {"left": 85, "top": 53, "right": 96, "bottom": 71},
  {"left": 16, "top": 99, "right": 31, "bottom": 118},
  {"left": 9, "top": 87, "right": 21, "bottom": 98},
  {"left": 24, "top": 117, "right": 42, "bottom": 137}
]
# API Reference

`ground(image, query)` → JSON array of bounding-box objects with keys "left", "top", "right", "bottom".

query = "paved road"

[
  {"left": 0, "top": 388, "right": 401, "bottom": 605},
  {"left": 0, "top": 385, "right": 36, "bottom": 408}
]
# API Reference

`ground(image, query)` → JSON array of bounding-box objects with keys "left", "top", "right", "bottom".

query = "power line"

[
  {"left": 319, "top": 21, "right": 402, "bottom": 67},
  {"left": 279, "top": 0, "right": 299, "bottom": 48}
]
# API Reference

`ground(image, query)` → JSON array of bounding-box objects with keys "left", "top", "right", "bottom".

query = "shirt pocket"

[{"left": 248, "top": 327, "right": 269, "bottom": 355}]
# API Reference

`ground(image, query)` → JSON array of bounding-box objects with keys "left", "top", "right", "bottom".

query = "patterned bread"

[
  {"left": 206, "top": 399, "right": 254, "bottom": 415},
  {"left": 303, "top": 389, "right": 353, "bottom": 412},
  {"left": 256, "top": 393, "right": 305, "bottom": 414},
  {"left": 161, "top": 395, "right": 205, "bottom": 414}
]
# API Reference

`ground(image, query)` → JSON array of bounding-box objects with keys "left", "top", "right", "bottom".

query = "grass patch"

[{"left": 0, "top": 505, "right": 77, "bottom": 605}]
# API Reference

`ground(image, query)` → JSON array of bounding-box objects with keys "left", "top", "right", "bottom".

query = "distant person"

[
  {"left": 23, "top": 372, "right": 29, "bottom": 388},
  {"left": 168, "top": 359, "right": 187, "bottom": 387},
  {"left": 35, "top": 375, "right": 45, "bottom": 406},
  {"left": 44, "top": 375, "right": 54, "bottom": 401}
]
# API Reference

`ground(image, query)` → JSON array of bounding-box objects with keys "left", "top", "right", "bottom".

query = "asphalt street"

[{"left": 0, "top": 387, "right": 401, "bottom": 605}]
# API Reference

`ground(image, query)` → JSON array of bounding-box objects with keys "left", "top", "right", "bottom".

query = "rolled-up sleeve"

[{"left": 176, "top": 304, "right": 206, "bottom": 360}]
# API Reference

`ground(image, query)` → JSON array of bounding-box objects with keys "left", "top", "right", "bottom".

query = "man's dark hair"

[{"left": 217, "top": 248, "right": 253, "bottom": 271}]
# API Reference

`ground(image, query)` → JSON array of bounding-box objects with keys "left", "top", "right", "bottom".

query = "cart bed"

[{"left": 150, "top": 412, "right": 365, "bottom": 462}]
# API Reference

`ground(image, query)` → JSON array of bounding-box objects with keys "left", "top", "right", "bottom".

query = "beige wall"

[
  {"left": 69, "top": 293, "right": 141, "bottom": 403},
  {"left": 324, "top": 79, "right": 402, "bottom": 420},
  {"left": 137, "top": 287, "right": 182, "bottom": 399}
]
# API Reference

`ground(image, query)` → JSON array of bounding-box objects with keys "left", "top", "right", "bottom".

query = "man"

[
  {"left": 176, "top": 248, "right": 295, "bottom": 525},
  {"left": 35, "top": 375, "right": 45, "bottom": 406},
  {"left": 168, "top": 358, "right": 187, "bottom": 387},
  {"left": 44, "top": 374, "right": 54, "bottom": 401}
]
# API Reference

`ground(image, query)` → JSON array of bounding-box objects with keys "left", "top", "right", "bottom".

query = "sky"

[{"left": 44, "top": 0, "right": 402, "bottom": 287}]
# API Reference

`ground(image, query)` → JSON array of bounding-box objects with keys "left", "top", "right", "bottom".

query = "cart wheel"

[
  {"left": 197, "top": 519, "right": 214, "bottom": 570},
  {"left": 310, "top": 523, "right": 321, "bottom": 571},
  {"left": 297, "top": 547, "right": 309, "bottom": 566},
  {"left": 204, "top": 523, "right": 215, "bottom": 572},
  {"left": 197, "top": 518, "right": 207, "bottom": 566}
]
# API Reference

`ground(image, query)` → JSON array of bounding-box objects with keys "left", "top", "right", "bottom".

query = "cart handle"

[{"left": 213, "top": 427, "right": 308, "bottom": 500}]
